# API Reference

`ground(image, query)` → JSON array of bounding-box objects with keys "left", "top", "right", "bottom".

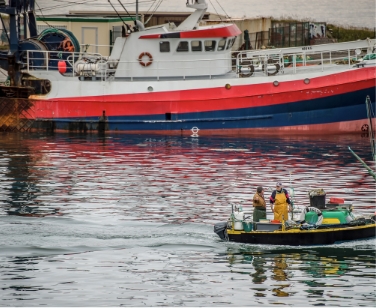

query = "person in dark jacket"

[
  {"left": 253, "top": 186, "right": 266, "bottom": 222},
  {"left": 270, "top": 182, "right": 292, "bottom": 222}
]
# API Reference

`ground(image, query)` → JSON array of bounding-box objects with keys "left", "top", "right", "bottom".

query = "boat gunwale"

[{"left": 226, "top": 222, "right": 376, "bottom": 235}]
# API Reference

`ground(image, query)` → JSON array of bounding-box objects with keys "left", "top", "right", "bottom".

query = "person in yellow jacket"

[{"left": 270, "top": 182, "right": 292, "bottom": 222}]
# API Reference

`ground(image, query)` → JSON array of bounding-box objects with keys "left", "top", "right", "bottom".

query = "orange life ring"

[
  {"left": 64, "top": 43, "right": 74, "bottom": 52},
  {"left": 60, "top": 38, "right": 74, "bottom": 52},
  {"left": 138, "top": 52, "right": 153, "bottom": 67}
]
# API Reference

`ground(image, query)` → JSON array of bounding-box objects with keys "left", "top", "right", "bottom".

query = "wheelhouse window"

[
  {"left": 204, "top": 40, "right": 216, "bottom": 52},
  {"left": 226, "top": 37, "right": 236, "bottom": 50},
  {"left": 191, "top": 40, "right": 202, "bottom": 52},
  {"left": 225, "top": 38, "right": 231, "bottom": 50},
  {"left": 230, "top": 38, "right": 236, "bottom": 48},
  {"left": 177, "top": 41, "right": 189, "bottom": 52},
  {"left": 160, "top": 41, "right": 170, "bottom": 52},
  {"left": 217, "top": 39, "right": 226, "bottom": 51}
]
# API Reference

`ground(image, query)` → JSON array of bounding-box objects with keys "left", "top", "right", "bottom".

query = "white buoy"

[{"left": 233, "top": 211, "right": 244, "bottom": 230}]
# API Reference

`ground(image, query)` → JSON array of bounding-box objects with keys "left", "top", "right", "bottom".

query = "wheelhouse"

[{"left": 113, "top": 24, "right": 240, "bottom": 79}]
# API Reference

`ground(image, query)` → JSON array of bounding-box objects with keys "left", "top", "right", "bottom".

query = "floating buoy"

[{"left": 58, "top": 60, "right": 67, "bottom": 74}]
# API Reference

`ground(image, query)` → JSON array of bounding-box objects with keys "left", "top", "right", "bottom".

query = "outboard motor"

[{"left": 214, "top": 222, "right": 228, "bottom": 240}]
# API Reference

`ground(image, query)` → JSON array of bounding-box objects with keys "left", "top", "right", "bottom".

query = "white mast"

[
  {"left": 176, "top": 0, "right": 208, "bottom": 31},
  {"left": 136, "top": 0, "right": 138, "bottom": 22}
]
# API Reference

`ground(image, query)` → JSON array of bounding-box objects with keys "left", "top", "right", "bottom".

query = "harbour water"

[{"left": 0, "top": 132, "right": 375, "bottom": 306}]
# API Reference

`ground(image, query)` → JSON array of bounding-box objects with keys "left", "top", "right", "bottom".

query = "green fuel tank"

[{"left": 305, "top": 210, "right": 355, "bottom": 225}]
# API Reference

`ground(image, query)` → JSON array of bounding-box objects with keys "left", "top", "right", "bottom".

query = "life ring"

[
  {"left": 60, "top": 38, "right": 74, "bottom": 52},
  {"left": 239, "top": 61, "right": 254, "bottom": 77},
  {"left": 138, "top": 52, "right": 153, "bottom": 67},
  {"left": 43, "top": 80, "right": 51, "bottom": 94},
  {"left": 262, "top": 63, "right": 280, "bottom": 76},
  {"left": 300, "top": 206, "right": 323, "bottom": 226}
]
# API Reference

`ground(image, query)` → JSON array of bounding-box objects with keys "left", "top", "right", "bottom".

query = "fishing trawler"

[{"left": 0, "top": 0, "right": 375, "bottom": 134}]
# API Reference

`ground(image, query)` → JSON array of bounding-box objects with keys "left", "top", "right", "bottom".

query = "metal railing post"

[
  {"left": 293, "top": 54, "right": 296, "bottom": 74},
  {"left": 236, "top": 53, "right": 240, "bottom": 78},
  {"left": 157, "top": 60, "right": 159, "bottom": 81},
  {"left": 321, "top": 52, "right": 324, "bottom": 72},
  {"left": 348, "top": 49, "right": 351, "bottom": 67},
  {"left": 72, "top": 53, "right": 75, "bottom": 77}
]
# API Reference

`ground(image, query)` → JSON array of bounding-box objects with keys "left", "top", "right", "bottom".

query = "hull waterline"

[
  {"left": 225, "top": 224, "right": 376, "bottom": 246},
  {"left": 23, "top": 67, "right": 376, "bottom": 134}
]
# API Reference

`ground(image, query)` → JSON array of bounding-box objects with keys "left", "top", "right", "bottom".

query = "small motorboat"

[{"left": 214, "top": 198, "right": 376, "bottom": 246}]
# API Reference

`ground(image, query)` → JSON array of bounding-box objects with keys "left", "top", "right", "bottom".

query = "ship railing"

[
  {"left": 235, "top": 44, "right": 371, "bottom": 77},
  {"left": 79, "top": 43, "right": 113, "bottom": 55},
  {"left": 25, "top": 45, "right": 371, "bottom": 80},
  {"left": 25, "top": 50, "right": 235, "bottom": 80},
  {"left": 25, "top": 50, "right": 105, "bottom": 73}
]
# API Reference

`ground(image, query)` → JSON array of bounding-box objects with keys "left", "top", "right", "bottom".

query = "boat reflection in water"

[
  {"left": 1, "top": 134, "right": 62, "bottom": 217},
  {"left": 0, "top": 132, "right": 375, "bottom": 220},
  {"left": 227, "top": 252, "right": 292, "bottom": 297},
  {"left": 225, "top": 246, "right": 372, "bottom": 300}
]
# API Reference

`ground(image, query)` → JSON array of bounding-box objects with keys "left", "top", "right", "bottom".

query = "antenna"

[
  {"left": 116, "top": 0, "right": 135, "bottom": 21},
  {"left": 108, "top": 0, "right": 130, "bottom": 30},
  {"left": 115, "top": 0, "right": 140, "bottom": 31}
]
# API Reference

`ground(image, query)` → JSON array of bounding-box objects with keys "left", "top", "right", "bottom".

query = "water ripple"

[{"left": 0, "top": 132, "right": 375, "bottom": 306}]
